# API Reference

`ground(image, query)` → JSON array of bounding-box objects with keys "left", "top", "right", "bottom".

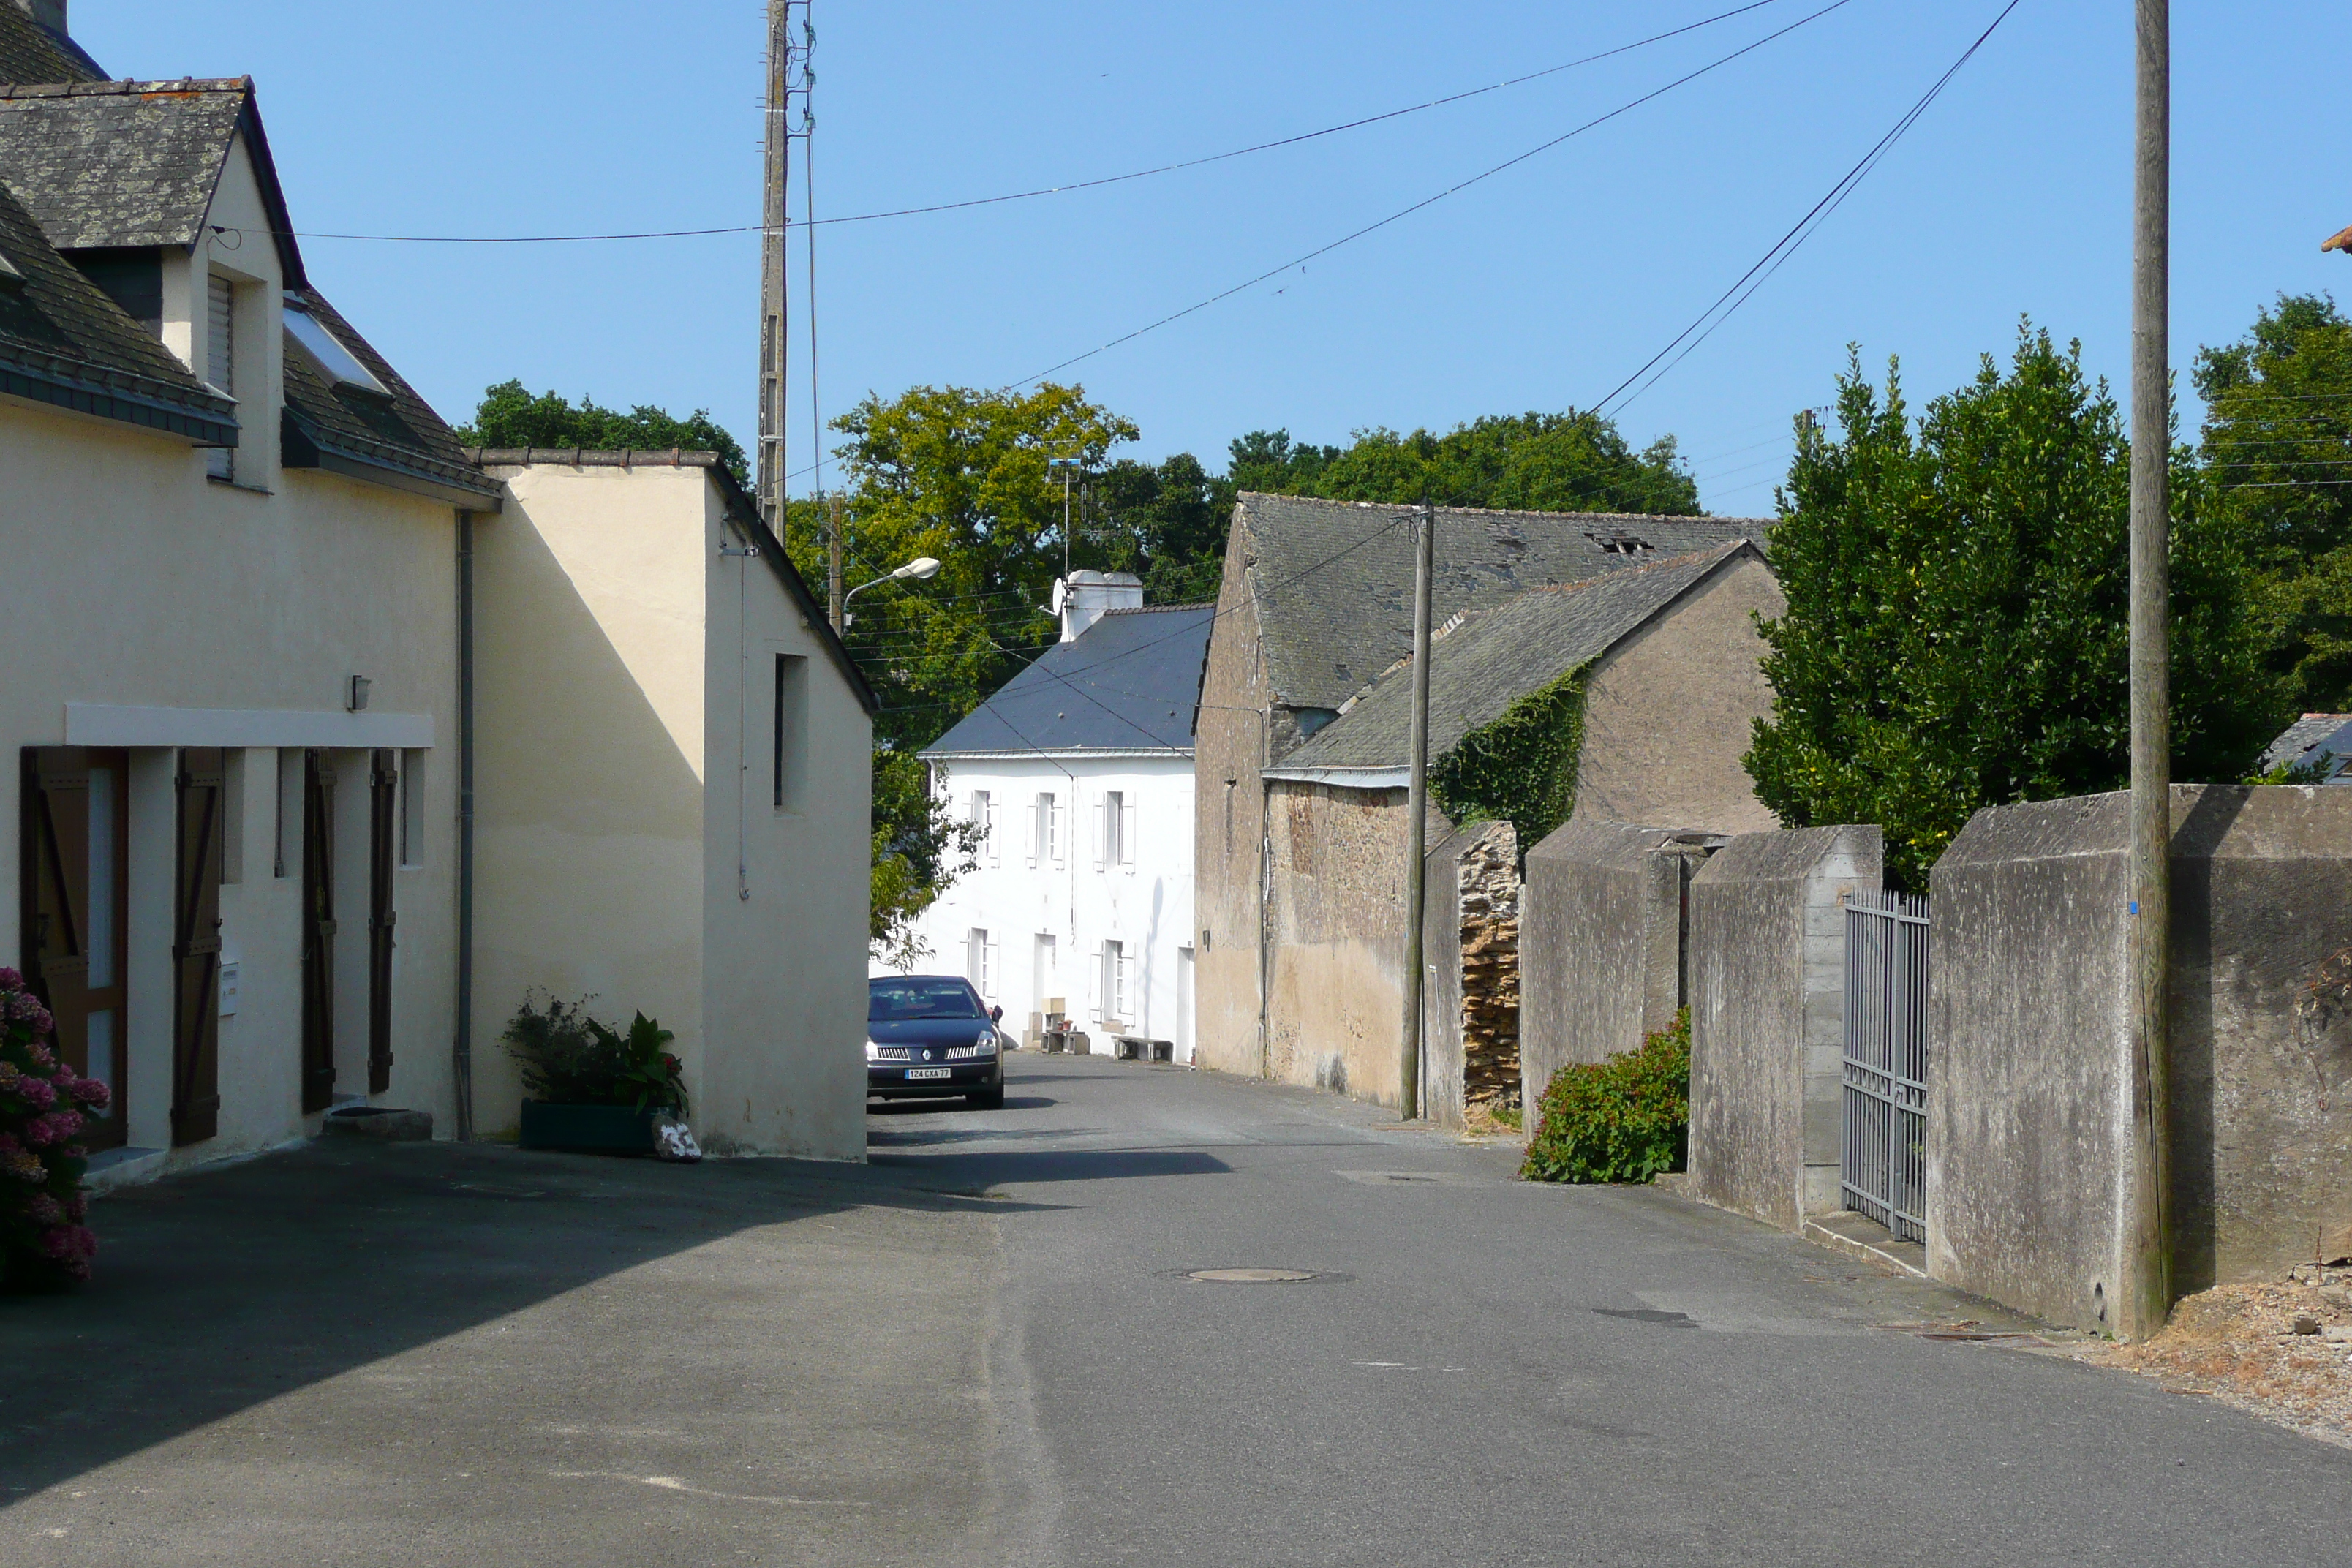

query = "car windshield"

[{"left": 868, "top": 979, "right": 986, "bottom": 1022}]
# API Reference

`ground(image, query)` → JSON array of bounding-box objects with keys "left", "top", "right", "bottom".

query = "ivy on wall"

[{"left": 1430, "top": 663, "right": 1590, "bottom": 853}]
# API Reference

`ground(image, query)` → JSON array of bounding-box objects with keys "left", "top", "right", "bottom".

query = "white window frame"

[
  {"left": 970, "top": 789, "right": 999, "bottom": 868},
  {"left": 968, "top": 927, "right": 996, "bottom": 999}
]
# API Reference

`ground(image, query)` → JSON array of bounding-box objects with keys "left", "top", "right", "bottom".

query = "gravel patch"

[{"left": 2081, "top": 1267, "right": 2352, "bottom": 1447}]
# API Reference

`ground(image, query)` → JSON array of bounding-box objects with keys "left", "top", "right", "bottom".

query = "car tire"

[{"left": 968, "top": 1085, "right": 1006, "bottom": 1111}]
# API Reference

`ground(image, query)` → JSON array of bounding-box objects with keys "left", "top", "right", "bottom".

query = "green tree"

[
  {"left": 456, "top": 380, "right": 750, "bottom": 486},
  {"left": 1225, "top": 411, "right": 1700, "bottom": 514},
  {"left": 1746, "top": 325, "right": 2285, "bottom": 890},
  {"left": 2195, "top": 293, "right": 2352, "bottom": 710},
  {"left": 1091, "top": 451, "right": 1235, "bottom": 604},
  {"left": 796, "top": 383, "right": 1142, "bottom": 964}
]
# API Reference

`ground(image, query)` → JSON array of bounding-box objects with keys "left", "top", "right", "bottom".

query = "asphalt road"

[
  {"left": 879, "top": 1050, "right": 2352, "bottom": 1567},
  {"left": 7, "top": 1050, "right": 2351, "bottom": 1566}
]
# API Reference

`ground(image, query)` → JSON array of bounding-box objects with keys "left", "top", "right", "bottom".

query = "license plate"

[{"left": 905, "top": 1067, "right": 951, "bottom": 1080}]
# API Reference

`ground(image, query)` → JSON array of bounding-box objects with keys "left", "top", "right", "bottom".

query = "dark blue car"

[{"left": 867, "top": 975, "right": 1005, "bottom": 1109}]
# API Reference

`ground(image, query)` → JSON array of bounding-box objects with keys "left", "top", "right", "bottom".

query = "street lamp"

[{"left": 840, "top": 556, "right": 941, "bottom": 627}]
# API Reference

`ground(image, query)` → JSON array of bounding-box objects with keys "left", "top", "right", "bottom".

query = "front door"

[
  {"left": 300, "top": 750, "right": 337, "bottom": 1113},
  {"left": 20, "top": 747, "right": 129, "bottom": 1152},
  {"left": 171, "top": 749, "right": 225, "bottom": 1145}
]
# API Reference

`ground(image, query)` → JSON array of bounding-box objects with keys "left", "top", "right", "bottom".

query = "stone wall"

[
  {"left": 1929, "top": 786, "right": 2352, "bottom": 1336},
  {"left": 1192, "top": 510, "right": 1270, "bottom": 1079},
  {"left": 1420, "top": 820, "right": 1520, "bottom": 1127},
  {"left": 1519, "top": 819, "right": 1719, "bottom": 1111},
  {"left": 1686, "top": 825, "right": 1882, "bottom": 1234}
]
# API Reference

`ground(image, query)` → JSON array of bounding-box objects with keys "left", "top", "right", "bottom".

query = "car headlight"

[
  {"left": 864, "top": 1039, "right": 877, "bottom": 1062},
  {"left": 944, "top": 1030, "right": 999, "bottom": 1061}
]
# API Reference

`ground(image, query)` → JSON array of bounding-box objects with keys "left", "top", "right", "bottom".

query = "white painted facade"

[{"left": 904, "top": 753, "right": 1197, "bottom": 1060}]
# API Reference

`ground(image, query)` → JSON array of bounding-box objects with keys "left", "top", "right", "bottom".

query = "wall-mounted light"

[{"left": 347, "top": 674, "right": 372, "bottom": 712}]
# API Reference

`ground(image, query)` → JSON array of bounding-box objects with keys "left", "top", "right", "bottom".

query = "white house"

[
  {"left": 905, "top": 576, "right": 1213, "bottom": 1061},
  {"left": 0, "top": 15, "right": 875, "bottom": 1175}
]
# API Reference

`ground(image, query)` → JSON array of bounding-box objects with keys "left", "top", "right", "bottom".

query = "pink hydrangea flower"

[
  {"left": 38, "top": 1224, "right": 97, "bottom": 1279},
  {"left": 24, "top": 1194, "right": 62, "bottom": 1226},
  {"left": 0, "top": 966, "right": 23, "bottom": 989},
  {"left": 69, "top": 1078, "right": 110, "bottom": 1110},
  {"left": 15, "top": 1077, "right": 56, "bottom": 1112},
  {"left": 64, "top": 1192, "right": 86, "bottom": 1222},
  {"left": 25, "top": 1041, "right": 54, "bottom": 1069},
  {"left": 0, "top": 1061, "right": 18, "bottom": 1085}
]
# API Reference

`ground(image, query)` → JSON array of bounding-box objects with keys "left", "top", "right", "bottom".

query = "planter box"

[{"left": 519, "top": 1101, "right": 657, "bottom": 1153}]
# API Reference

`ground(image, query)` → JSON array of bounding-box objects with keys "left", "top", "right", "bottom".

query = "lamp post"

[{"left": 841, "top": 556, "right": 941, "bottom": 627}]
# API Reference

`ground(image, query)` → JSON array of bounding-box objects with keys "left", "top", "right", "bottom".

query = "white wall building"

[{"left": 902, "top": 578, "right": 1213, "bottom": 1061}]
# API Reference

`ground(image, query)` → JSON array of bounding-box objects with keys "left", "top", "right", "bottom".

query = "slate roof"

[
  {"left": 0, "top": 4, "right": 104, "bottom": 86},
  {"left": 0, "top": 173, "right": 235, "bottom": 444},
  {"left": 923, "top": 603, "right": 1218, "bottom": 758},
  {"left": 1273, "top": 541, "right": 1757, "bottom": 772},
  {"left": 0, "top": 78, "right": 306, "bottom": 287},
  {"left": 1235, "top": 491, "right": 1770, "bottom": 715},
  {"left": 2260, "top": 713, "right": 2352, "bottom": 781},
  {"left": 282, "top": 286, "right": 498, "bottom": 500}
]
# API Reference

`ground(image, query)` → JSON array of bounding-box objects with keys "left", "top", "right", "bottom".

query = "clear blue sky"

[{"left": 78, "top": 1, "right": 2352, "bottom": 516}]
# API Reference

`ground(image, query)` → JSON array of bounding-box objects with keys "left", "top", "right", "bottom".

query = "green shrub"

[
  {"left": 501, "top": 992, "right": 687, "bottom": 1115},
  {"left": 1520, "top": 1009, "right": 1689, "bottom": 1184}
]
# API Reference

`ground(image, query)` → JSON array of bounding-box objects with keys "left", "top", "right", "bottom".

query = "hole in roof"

[
  {"left": 1586, "top": 532, "right": 1653, "bottom": 556},
  {"left": 284, "top": 298, "right": 389, "bottom": 395}
]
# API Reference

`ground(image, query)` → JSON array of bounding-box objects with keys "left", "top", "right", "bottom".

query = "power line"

[
  {"left": 1592, "top": 0, "right": 2024, "bottom": 418},
  {"left": 271, "top": 1, "right": 1800, "bottom": 246},
  {"left": 1009, "top": 0, "right": 1858, "bottom": 391}
]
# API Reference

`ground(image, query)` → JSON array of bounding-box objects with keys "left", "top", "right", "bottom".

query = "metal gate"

[{"left": 1842, "top": 888, "right": 1929, "bottom": 1241}]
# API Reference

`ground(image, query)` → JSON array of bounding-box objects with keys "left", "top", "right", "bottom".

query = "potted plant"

[
  {"left": 0, "top": 968, "right": 108, "bottom": 1287},
  {"left": 502, "top": 992, "right": 688, "bottom": 1154}
]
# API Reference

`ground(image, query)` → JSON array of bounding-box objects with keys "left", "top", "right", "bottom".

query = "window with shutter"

[
  {"left": 206, "top": 274, "right": 234, "bottom": 481},
  {"left": 1120, "top": 796, "right": 1137, "bottom": 873},
  {"left": 21, "top": 747, "right": 129, "bottom": 1153},
  {"left": 1044, "top": 793, "right": 1062, "bottom": 863},
  {"left": 173, "top": 749, "right": 225, "bottom": 1145}
]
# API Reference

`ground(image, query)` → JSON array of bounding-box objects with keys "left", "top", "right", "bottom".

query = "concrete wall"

[
  {"left": 1929, "top": 786, "right": 2352, "bottom": 1335},
  {"left": 901, "top": 753, "right": 1195, "bottom": 1060},
  {"left": 1686, "top": 825, "right": 1882, "bottom": 1233},
  {"left": 1519, "top": 820, "right": 1718, "bottom": 1111},
  {"left": 1574, "top": 553, "right": 1783, "bottom": 836},
  {"left": 473, "top": 463, "right": 867, "bottom": 1161},
  {"left": 1, "top": 381, "right": 459, "bottom": 1176}
]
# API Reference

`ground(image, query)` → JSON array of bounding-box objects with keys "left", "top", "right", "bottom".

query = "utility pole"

[
  {"left": 828, "top": 492, "right": 845, "bottom": 633},
  {"left": 2125, "top": 0, "right": 2173, "bottom": 1340},
  {"left": 756, "top": 1, "right": 798, "bottom": 538},
  {"left": 1399, "top": 501, "right": 1436, "bottom": 1121}
]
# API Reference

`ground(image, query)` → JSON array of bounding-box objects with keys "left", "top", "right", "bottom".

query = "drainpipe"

[{"left": 453, "top": 508, "right": 476, "bottom": 1140}]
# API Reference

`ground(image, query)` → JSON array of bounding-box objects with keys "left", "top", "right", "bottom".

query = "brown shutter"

[
  {"left": 300, "top": 750, "right": 337, "bottom": 1112},
  {"left": 20, "top": 747, "right": 91, "bottom": 1082},
  {"left": 172, "top": 748, "right": 225, "bottom": 1145},
  {"left": 366, "top": 748, "right": 397, "bottom": 1095}
]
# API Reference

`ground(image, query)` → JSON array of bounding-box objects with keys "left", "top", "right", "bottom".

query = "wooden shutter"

[
  {"left": 366, "top": 748, "right": 397, "bottom": 1095},
  {"left": 172, "top": 748, "right": 225, "bottom": 1145},
  {"left": 987, "top": 796, "right": 1001, "bottom": 868},
  {"left": 1116, "top": 946, "right": 1134, "bottom": 1023},
  {"left": 20, "top": 747, "right": 90, "bottom": 1092},
  {"left": 1120, "top": 796, "right": 1138, "bottom": 872},
  {"left": 300, "top": 750, "right": 337, "bottom": 1112},
  {"left": 1090, "top": 794, "right": 1106, "bottom": 871}
]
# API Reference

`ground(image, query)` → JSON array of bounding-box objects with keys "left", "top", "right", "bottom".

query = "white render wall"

[{"left": 897, "top": 754, "right": 1197, "bottom": 1061}]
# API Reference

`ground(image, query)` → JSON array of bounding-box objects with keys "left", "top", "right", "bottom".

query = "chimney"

[
  {"left": 29, "top": 1, "right": 67, "bottom": 37},
  {"left": 1054, "top": 570, "right": 1144, "bottom": 643}
]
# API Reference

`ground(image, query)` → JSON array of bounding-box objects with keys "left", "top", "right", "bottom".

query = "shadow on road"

[{"left": 0, "top": 1139, "right": 1041, "bottom": 1504}]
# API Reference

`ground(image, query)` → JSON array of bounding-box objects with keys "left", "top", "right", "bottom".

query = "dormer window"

[{"left": 283, "top": 297, "right": 388, "bottom": 393}]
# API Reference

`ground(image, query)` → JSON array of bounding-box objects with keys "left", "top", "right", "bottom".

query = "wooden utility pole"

[
  {"left": 828, "top": 492, "right": 845, "bottom": 633},
  {"left": 1399, "top": 502, "right": 1436, "bottom": 1121},
  {"left": 2125, "top": 0, "right": 2173, "bottom": 1339},
  {"left": 756, "top": 1, "right": 796, "bottom": 537}
]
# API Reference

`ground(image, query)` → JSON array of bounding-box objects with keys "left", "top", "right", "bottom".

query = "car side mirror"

[{"left": 990, "top": 1005, "right": 1003, "bottom": 1022}]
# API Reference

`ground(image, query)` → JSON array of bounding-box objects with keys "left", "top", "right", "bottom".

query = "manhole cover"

[{"left": 1187, "top": 1267, "right": 1319, "bottom": 1283}]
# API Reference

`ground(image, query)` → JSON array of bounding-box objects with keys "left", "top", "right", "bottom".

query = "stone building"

[{"left": 1194, "top": 492, "right": 1777, "bottom": 1122}]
